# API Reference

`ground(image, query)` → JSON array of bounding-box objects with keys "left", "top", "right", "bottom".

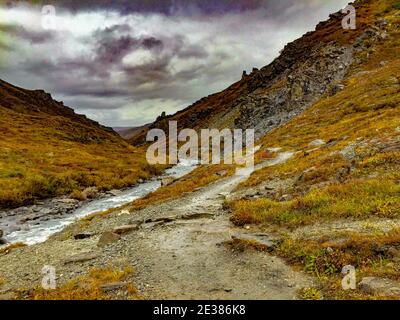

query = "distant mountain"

[{"left": 114, "top": 125, "right": 151, "bottom": 140}]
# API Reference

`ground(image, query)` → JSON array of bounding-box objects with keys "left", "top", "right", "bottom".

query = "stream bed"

[{"left": 1, "top": 162, "right": 197, "bottom": 245}]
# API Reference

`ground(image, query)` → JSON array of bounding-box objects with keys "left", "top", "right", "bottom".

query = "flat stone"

[
  {"left": 231, "top": 233, "right": 280, "bottom": 252},
  {"left": 64, "top": 252, "right": 99, "bottom": 264},
  {"left": 161, "top": 177, "right": 176, "bottom": 186},
  {"left": 181, "top": 213, "right": 215, "bottom": 220},
  {"left": 113, "top": 225, "right": 139, "bottom": 235},
  {"left": 128, "top": 218, "right": 145, "bottom": 226},
  {"left": 358, "top": 277, "right": 400, "bottom": 296},
  {"left": 309, "top": 139, "right": 326, "bottom": 147},
  {"left": 340, "top": 143, "right": 357, "bottom": 160},
  {"left": 56, "top": 198, "right": 79, "bottom": 205},
  {"left": 100, "top": 282, "right": 126, "bottom": 292},
  {"left": 97, "top": 231, "right": 121, "bottom": 247},
  {"left": 108, "top": 189, "right": 123, "bottom": 196}
]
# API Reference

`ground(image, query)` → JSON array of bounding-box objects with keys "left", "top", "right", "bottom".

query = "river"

[{"left": 3, "top": 161, "right": 197, "bottom": 245}]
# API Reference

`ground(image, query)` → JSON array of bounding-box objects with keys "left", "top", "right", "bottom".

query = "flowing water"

[{"left": 4, "top": 162, "right": 197, "bottom": 245}]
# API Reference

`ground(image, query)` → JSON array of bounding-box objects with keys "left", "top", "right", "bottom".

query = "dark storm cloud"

[
  {"left": 0, "top": 0, "right": 351, "bottom": 126},
  {"left": 0, "top": 22, "right": 54, "bottom": 44},
  {"left": 47, "top": 0, "right": 265, "bottom": 15}
]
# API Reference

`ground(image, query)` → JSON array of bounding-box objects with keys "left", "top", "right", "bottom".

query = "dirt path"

[
  {"left": 115, "top": 152, "right": 312, "bottom": 299},
  {"left": 0, "top": 152, "right": 313, "bottom": 299}
]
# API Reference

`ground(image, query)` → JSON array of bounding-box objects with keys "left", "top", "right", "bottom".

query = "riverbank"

[{"left": 0, "top": 163, "right": 196, "bottom": 246}]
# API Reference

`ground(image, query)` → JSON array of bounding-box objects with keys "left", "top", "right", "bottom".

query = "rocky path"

[{"left": 114, "top": 152, "right": 312, "bottom": 299}]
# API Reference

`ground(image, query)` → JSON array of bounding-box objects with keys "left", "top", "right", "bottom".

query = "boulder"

[
  {"left": 97, "top": 231, "right": 120, "bottom": 247},
  {"left": 358, "top": 277, "right": 400, "bottom": 296},
  {"left": 113, "top": 225, "right": 140, "bottom": 235}
]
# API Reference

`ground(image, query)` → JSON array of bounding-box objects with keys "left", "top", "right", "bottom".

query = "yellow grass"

[{"left": 24, "top": 266, "right": 138, "bottom": 300}]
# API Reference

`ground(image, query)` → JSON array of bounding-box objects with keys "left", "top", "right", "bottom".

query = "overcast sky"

[{"left": 0, "top": 0, "right": 349, "bottom": 127}]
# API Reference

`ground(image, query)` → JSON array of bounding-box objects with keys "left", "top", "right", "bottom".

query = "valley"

[{"left": 0, "top": 0, "right": 399, "bottom": 301}]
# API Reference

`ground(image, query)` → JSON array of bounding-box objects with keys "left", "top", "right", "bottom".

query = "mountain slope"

[
  {"left": 226, "top": 0, "right": 400, "bottom": 299},
  {"left": 0, "top": 80, "right": 162, "bottom": 208},
  {"left": 129, "top": 0, "right": 390, "bottom": 145}
]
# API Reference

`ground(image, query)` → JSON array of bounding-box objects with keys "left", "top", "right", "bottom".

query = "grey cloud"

[{"left": 0, "top": 0, "right": 350, "bottom": 127}]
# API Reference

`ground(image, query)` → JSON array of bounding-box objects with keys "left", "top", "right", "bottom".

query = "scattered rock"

[
  {"left": 73, "top": 232, "right": 93, "bottom": 240},
  {"left": 100, "top": 282, "right": 127, "bottom": 292},
  {"left": 81, "top": 187, "right": 99, "bottom": 200},
  {"left": 108, "top": 190, "right": 123, "bottom": 197},
  {"left": 128, "top": 218, "right": 145, "bottom": 226},
  {"left": 64, "top": 252, "right": 99, "bottom": 264},
  {"left": 215, "top": 170, "right": 228, "bottom": 177},
  {"left": 113, "top": 225, "right": 140, "bottom": 235},
  {"left": 231, "top": 233, "right": 281, "bottom": 252},
  {"left": 339, "top": 143, "right": 357, "bottom": 161},
  {"left": 309, "top": 139, "right": 326, "bottom": 147},
  {"left": 97, "top": 231, "right": 121, "bottom": 247},
  {"left": 161, "top": 177, "right": 176, "bottom": 187},
  {"left": 57, "top": 198, "right": 79, "bottom": 205},
  {"left": 181, "top": 213, "right": 215, "bottom": 220},
  {"left": 152, "top": 216, "right": 178, "bottom": 223},
  {"left": 358, "top": 277, "right": 400, "bottom": 296}
]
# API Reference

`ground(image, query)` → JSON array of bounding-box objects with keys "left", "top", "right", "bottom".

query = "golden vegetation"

[
  {"left": 230, "top": 178, "right": 400, "bottom": 228},
  {"left": 129, "top": 164, "right": 235, "bottom": 211},
  {"left": 228, "top": 1, "right": 400, "bottom": 299},
  {"left": 0, "top": 105, "right": 164, "bottom": 208},
  {"left": 0, "top": 242, "right": 27, "bottom": 255},
  {"left": 275, "top": 229, "right": 400, "bottom": 299},
  {"left": 233, "top": 35, "right": 400, "bottom": 226},
  {"left": 24, "top": 266, "right": 138, "bottom": 300}
]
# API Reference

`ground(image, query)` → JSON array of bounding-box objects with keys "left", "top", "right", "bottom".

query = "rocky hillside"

[
  {"left": 0, "top": 79, "right": 161, "bottom": 208},
  {"left": 129, "top": 0, "right": 389, "bottom": 145},
  {"left": 226, "top": 0, "right": 400, "bottom": 299}
]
